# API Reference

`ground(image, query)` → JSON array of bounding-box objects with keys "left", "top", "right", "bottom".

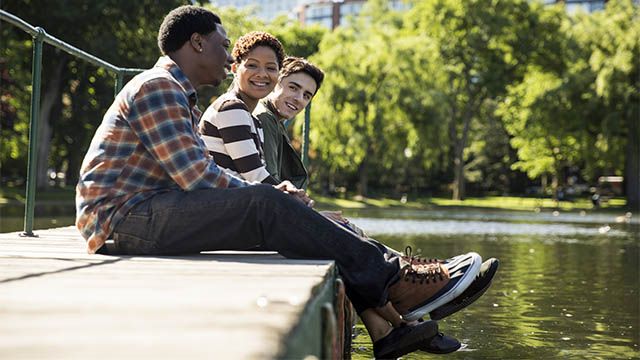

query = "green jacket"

[{"left": 254, "top": 100, "right": 308, "bottom": 189}]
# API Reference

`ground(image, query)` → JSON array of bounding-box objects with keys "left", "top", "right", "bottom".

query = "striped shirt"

[
  {"left": 76, "top": 56, "right": 248, "bottom": 254},
  {"left": 199, "top": 90, "right": 278, "bottom": 184}
]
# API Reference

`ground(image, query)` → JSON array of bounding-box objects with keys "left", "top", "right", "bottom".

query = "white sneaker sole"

[{"left": 402, "top": 252, "right": 482, "bottom": 322}]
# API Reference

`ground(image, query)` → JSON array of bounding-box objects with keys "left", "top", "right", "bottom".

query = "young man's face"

[
  {"left": 270, "top": 72, "right": 317, "bottom": 120},
  {"left": 200, "top": 24, "right": 233, "bottom": 87}
]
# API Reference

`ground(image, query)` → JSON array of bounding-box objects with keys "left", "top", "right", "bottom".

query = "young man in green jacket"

[{"left": 254, "top": 56, "right": 312, "bottom": 190}]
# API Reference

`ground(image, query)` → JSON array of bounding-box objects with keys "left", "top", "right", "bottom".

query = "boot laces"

[
  {"left": 401, "top": 261, "right": 445, "bottom": 284},
  {"left": 403, "top": 246, "right": 441, "bottom": 266}
]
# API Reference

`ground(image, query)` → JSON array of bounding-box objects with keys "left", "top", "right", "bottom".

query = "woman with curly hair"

[{"left": 199, "top": 31, "right": 285, "bottom": 184}]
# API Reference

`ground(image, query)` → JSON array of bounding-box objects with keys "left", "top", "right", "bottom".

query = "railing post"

[
  {"left": 21, "top": 27, "right": 45, "bottom": 237},
  {"left": 301, "top": 102, "right": 311, "bottom": 168},
  {"left": 114, "top": 71, "right": 124, "bottom": 97}
]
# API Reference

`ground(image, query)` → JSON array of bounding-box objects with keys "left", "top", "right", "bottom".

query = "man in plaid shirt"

[
  {"left": 76, "top": 6, "right": 493, "bottom": 358},
  {"left": 77, "top": 6, "right": 315, "bottom": 256}
]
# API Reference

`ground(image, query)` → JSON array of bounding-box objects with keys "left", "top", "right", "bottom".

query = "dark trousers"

[{"left": 111, "top": 184, "right": 400, "bottom": 312}]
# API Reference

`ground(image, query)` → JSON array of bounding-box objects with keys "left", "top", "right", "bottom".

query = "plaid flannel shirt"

[{"left": 76, "top": 56, "right": 248, "bottom": 254}]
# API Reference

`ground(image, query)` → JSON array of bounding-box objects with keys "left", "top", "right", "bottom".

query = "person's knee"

[
  {"left": 251, "top": 184, "right": 311, "bottom": 213},
  {"left": 249, "top": 184, "right": 288, "bottom": 204}
]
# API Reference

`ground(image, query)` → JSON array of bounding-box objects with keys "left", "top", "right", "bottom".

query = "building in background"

[
  {"left": 298, "top": 0, "right": 409, "bottom": 29},
  {"left": 547, "top": 0, "right": 607, "bottom": 13},
  {"left": 210, "top": 0, "right": 302, "bottom": 21},
  {"left": 210, "top": 0, "right": 630, "bottom": 28},
  {"left": 543, "top": 0, "right": 639, "bottom": 13},
  {"left": 210, "top": 0, "right": 409, "bottom": 27}
]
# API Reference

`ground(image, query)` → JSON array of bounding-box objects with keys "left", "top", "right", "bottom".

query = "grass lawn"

[
  {"left": 0, "top": 186, "right": 628, "bottom": 212},
  {"left": 311, "top": 193, "right": 627, "bottom": 212},
  {"left": 0, "top": 186, "right": 76, "bottom": 204}
]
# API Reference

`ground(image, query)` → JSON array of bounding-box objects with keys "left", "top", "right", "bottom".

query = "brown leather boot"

[
  {"left": 388, "top": 252, "right": 482, "bottom": 321},
  {"left": 388, "top": 262, "right": 450, "bottom": 317}
]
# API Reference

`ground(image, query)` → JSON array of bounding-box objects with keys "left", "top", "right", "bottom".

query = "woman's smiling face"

[{"left": 234, "top": 45, "right": 279, "bottom": 102}]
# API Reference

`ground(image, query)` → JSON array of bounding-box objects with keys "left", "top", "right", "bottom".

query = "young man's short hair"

[
  {"left": 157, "top": 5, "right": 222, "bottom": 55},
  {"left": 232, "top": 31, "right": 285, "bottom": 68},
  {"left": 280, "top": 56, "right": 325, "bottom": 93}
]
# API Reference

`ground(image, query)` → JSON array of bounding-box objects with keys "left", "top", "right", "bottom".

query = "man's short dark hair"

[
  {"left": 232, "top": 31, "right": 285, "bottom": 68},
  {"left": 157, "top": 5, "right": 222, "bottom": 55},
  {"left": 280, "top": 56, "right": 325, "bottom": 94}
]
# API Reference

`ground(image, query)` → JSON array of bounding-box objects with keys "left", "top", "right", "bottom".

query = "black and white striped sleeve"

[{"left": 200, "top": 100, "right": 277, "bottom": 184}]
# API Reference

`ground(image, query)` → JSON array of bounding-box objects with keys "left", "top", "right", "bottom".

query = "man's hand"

[
  {"left": 319, "top": 210, "right": 347, "bottom": 223},
  {"left": 274, "top": 181, "right": 315, "bottom": 207}
]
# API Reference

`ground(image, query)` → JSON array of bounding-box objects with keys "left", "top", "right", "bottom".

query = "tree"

[
  {"left": 1, "top": 0, "right": 185, "bottom": 187},
  {"left": 583, "top": 0, "right": 639, "bottom": 209},
  {"left": 405, "top": 0, "right": 548, "bottom": 200},
  {"left": 498, "top": 68, "right": 592, "bottom": 197},
  {"left": 498, "top": 0, "right": 638, "bottom": 207},
  {"left": 266, "top": 16, "right": 327, "bottom": 58},
  {"left": 309, "top": 0, "right": 426, "bottom": 196},
  {"left": 0, "top": 30, "right": 32, "bottom": 183}
]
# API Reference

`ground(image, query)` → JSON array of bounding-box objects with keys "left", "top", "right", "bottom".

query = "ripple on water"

[{"left": 349, "top": 217, "right": 632, "bottom": 238}]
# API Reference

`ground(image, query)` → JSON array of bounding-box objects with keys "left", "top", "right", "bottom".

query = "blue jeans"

[{"left": 110, "top": 184, "right": 400, "bottom": 312}]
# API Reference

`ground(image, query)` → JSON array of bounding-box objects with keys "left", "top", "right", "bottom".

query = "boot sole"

[
  {"left": 429, "top": 258, "right": 499, "bottom": 320},
  {"left": 402, "top": 252, "right": 482, "bottom": 322},
  {"left": 419, "top": 333, "right": 462, "bottom": 354},
  {"left": 375, "top": 320, "right": 439, "bottom": 359}
]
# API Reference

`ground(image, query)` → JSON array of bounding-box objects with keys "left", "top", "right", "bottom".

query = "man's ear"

[
  {"left": 189, "top": 33, "right": 203, "bottom": 52},
  {"left": 231, "top": 63, "right": 238, "bottom": 73}
]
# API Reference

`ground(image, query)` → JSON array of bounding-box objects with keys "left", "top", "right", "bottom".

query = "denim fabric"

[{"left": 111, "top": 184, "right": 400, "bottom": 312}]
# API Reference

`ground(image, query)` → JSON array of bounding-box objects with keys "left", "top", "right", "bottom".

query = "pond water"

[
  {"left": 1, "top": 205, "right": 638, "bottom": 358},
  {"left": 0, "top": 203, "right": 76, "bottom": 233},
  {"left": 343, "top": 209, "right": 639, "bottom": 359}
]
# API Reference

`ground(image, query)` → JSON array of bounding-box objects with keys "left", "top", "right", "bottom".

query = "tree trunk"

[
  {"left": 625, "top": 110, "right": 640, "bottom": 210},
  {"left": 355, "top": 104, "right": 370, "bottom": 197},
  {"left": 452, "top": 145, "right": 464, "bottom": 200},
  {"left": 357, "top": 154, "right": 368, "bottom": 197},
  {"left": 357, "top": 160, "right": 368, "bottom": 197},
  {"left": 452, "top": 100, "right": 475, "bottom": 201},
  {"left": 551, "top": 173, "right": 559, "bottom": 202},
  {"left": 36, "top": 58, "right": 66, "bottom": 189}
]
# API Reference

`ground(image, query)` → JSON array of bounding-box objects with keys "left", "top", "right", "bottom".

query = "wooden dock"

[{"left": 0, "top": 226, "right": 353, "bottom": 359}]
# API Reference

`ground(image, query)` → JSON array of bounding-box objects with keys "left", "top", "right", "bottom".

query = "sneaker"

[
  {"left": 429, "top": 258, "right": 500, "bottom": 320},
  {"left": 373, "top": 320, "right": 439, "bottom": 359},
  {"left": 388, "top": 252, "right": 482, "bottom": 322},
  {"left": 419, "top": 332, "right": 462, "bottom": 354}
]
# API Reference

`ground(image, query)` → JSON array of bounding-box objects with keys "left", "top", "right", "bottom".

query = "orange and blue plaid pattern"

[{"left": 76, "top": 56, "right": 248, "bottom": 254}]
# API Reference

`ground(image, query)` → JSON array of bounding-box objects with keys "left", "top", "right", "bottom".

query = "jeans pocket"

[
  {"left": 112, "top": 201, "right": 154, "bottom": 255},
  {"left": 113, "top": 232, "right": 158, "bottom": 255}
]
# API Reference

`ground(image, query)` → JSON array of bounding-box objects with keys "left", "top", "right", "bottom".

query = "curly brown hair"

[{"left": 232, "top": 31, "right": 285, "bottom": 68}]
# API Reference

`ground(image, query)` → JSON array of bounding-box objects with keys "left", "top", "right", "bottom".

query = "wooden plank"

[{"left": 0, "top": 227, "right": 336, "bottom": 359}]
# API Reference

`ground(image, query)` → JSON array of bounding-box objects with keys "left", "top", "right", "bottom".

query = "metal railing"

[
  {"left": 0, "top": 10, "right": 145, "bottom": 236},
  {"left": 1, "top": 9, "right": 312, "bottom": 236}
]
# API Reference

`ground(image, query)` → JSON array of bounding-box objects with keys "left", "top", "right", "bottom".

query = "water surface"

[{"left": 345, "top": 209, "right": 639, "bottom": 359}]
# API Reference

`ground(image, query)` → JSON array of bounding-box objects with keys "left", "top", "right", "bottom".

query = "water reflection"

[
  {"left": 349, "top": 218, "right": 639, "bottom": 359},
  {"left": 0, "top": 203, "right": 76, "bottom": 233},
  {"left": 345, "top": 208, "right": 638, "bottom": 226},
  {"left": 346, "top": 217, "right": 632, "bottom": 237}
]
